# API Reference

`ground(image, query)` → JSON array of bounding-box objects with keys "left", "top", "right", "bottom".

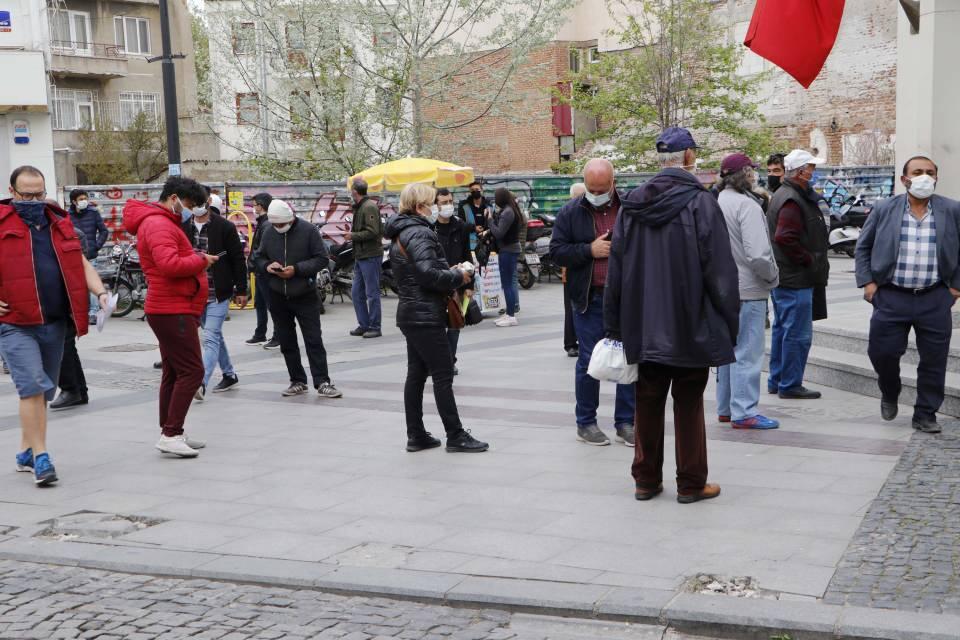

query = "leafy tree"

[
  {"left": 76, "top": 112, "right": 168, "bottom": 184},
  {"left": 206, "top": 0, "right": 574, "bottom": 179},
  {"left": 566, "top": 0, "right": 772, "bottom": 170},
  {"left": 192, "top": 13, "right": 212, "bottom": 113}
]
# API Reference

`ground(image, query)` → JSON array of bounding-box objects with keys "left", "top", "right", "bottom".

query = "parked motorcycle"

[
  {"left": 98, "top": 242, "right": 147, "bottom": 317},
  {"left": 828, "top": 191, "right": 872, "bottom": 258},
  {"left": 517, "top": 249, "right": 541, "bottom": 289}
]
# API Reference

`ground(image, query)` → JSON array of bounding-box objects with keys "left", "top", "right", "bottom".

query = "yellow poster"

[{"left": 228, "top": 191, "right": 244, "bottom": 211}]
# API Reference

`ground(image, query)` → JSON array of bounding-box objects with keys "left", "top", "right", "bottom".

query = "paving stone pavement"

[
  {"left": 824, "top": 423, "right": 960, "bottom": 614},
  {"left": 0, "top": 560, "right": 713, "bottom": 640}
]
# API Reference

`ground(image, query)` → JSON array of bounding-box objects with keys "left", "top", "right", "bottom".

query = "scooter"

[{"left": 828, "top": 191, "right": 871, "bottom": 258}]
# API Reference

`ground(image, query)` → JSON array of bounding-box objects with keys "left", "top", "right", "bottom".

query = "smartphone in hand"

[{"left": 215, "top": 251, "right": 227, "bottom": 258}]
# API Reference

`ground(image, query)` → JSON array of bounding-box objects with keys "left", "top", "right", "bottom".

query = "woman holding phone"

[
  {"left": 484, "top": 188, "right": 525, "bottom": 327},
  {"left": 386, "top": 183, "right": 488, "bottom": 453}
]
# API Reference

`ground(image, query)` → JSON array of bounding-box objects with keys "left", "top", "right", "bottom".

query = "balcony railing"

[
  {"left": 52, "top": 99, "right": 163, "bottom": 132},
  {"left": 50, "top": 40, "right": 127, "bottom": 59}
]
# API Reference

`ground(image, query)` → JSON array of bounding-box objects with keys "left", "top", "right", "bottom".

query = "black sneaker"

[
  {"left": 49, "top": 391, "right": 88, "bottom": 410},
  {"left": 881, "top": 397, "right": 898, "bottom": 421},
  {"left": 913, "top": 417, "right": 941, "bottom": 434},
  {"left": 246, "top": 336, "right": 267, "bottom": 346},
  {"left": 282, "top": 382, "right": 309, "bottom": 397},
  {"left": 263, "top": 339, "right": 281, "bottom": 350},
  {"left": 407, "top": 432, "right": 442, "bottom": 452},
  {"left": 213, "top": 374, "right": 239, "bottom": 393},
  {"left": 350, "top": 327, "right": 366, "bottom": 337},
  {"left": 363, "top": 330, "right": 382, "bottom": 339},
  {"left": 446, "top": 430, "right": 489, "bottom": 453},
  {"left": 153, "top": 361, "right": 163, "bottom": 369}
]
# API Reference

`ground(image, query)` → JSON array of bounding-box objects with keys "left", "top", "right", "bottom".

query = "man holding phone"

[
  {"left": 550, "top": 158, "right": 636, "bottom": 447},
  {"left": 182, "top": 191, "right": 248, "bottom": 400}
]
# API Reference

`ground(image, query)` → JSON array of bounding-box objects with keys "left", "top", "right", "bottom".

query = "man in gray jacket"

[
  {"left": 855, "top": 155, "right": 960, "bottom": 433},
  {"left": 715, "top": 154, "right": 780, "bottom": 429}
]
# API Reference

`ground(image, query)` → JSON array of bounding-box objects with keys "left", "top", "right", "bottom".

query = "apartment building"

[{"left": 40, "top": 0, "right": 210, "bottom": 184}]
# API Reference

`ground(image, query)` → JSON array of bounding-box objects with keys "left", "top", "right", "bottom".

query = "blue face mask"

[
  {"left": 13, "top": 200, "right": 48, "bottom": 227},
  {"left": 809, "top": 172, "right": 819, "bottom": 188}
]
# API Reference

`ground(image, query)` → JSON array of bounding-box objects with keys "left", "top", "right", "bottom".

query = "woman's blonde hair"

[{"left": 399, "top": 183, "right": 437, "bottom": 214}]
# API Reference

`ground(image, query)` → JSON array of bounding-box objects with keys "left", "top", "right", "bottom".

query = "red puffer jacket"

[
  {"left": 122, "top": 200, "right": 208, "bottom": 316},
  {"left": 0, "top": 200, "right": 90, "bottom": 335}
]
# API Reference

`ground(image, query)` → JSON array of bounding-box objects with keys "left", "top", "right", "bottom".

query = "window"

[
  {"left": 286, "top": 22, "right": 307, "bottom": 65},
  {"left": 236, "top": 93, "right": 260, "bottom": 125},
  {"left": 51, "top": 10, "right": 91, "bottom": 54},
  {"left": 568, "top": 49, "right": 581, "bottom": 73},
  {"left": 51, "top": 89, "right": 95, "bottom": 130},
  {"left": 232, "top": 22, "right": 256, "bottom": 55},
  {"left": 114, "top": 16, "right": 151, "bottom": 55},
  {"left": 119, "top": 91, "right": 160, "bottom": 129},
  {"left": 587, "top": 46, "right": 600, "bottom": 63}
]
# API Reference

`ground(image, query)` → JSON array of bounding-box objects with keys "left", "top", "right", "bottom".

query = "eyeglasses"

[{"left": 14, "top": 190, "right": 47, "bottom": 201}]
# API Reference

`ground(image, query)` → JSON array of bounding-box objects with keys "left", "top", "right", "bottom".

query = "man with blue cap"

[{"left": 606, "top": 127, "right": 740, "bottom": 504}]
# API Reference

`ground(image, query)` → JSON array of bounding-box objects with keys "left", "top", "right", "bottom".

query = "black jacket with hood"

[
  {"left": 182, "top": 213, "right": 248, "bottom": 302},
  {"left": 252, "top": 217, "right": 327, "bottom": 300},
  {"left": 386, "top": 213, "right": 465, "bottom": 328},
  {"left": 604, "top": 168, "right": 740, "bottom": 368}
]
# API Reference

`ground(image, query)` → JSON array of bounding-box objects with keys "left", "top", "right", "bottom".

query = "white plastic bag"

[{"left": 587, "top": 338, "right": 638, "bottom": 385}]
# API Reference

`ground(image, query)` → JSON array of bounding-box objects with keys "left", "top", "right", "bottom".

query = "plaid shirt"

[
  {"left": 892, "top": 201, "right": 938, "bottom": 289},
  {"left": 590, "top": 191, "right": 620, "bottom": 288}
]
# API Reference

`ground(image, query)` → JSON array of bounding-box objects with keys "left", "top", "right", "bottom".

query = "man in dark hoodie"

[
  {"left": 606, "top": 127, "right": 740, "bottom": 504},
  {"left": 246, "top": 193, "right": 278, "bottom": 348}
]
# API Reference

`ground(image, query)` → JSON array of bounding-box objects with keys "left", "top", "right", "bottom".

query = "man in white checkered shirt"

[{"left": 855, "top": 155, "right": 960, "bottom": 433}]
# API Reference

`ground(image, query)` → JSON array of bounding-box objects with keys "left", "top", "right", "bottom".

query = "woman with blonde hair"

[{"left": 385, "top": 183, "right": 489, "bottom": 453}]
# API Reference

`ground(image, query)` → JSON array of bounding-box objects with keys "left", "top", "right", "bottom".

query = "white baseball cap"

[
  {"left": 784, "top": 149, "right": 826, "bottom": 171},
  {"left": 208, "top": 193, "right": 222, "bottom": 213},
  {"left": 267, "top": 199, "right": 295, "bottom": 224}
]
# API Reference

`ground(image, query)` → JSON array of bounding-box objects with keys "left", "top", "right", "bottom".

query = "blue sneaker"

[
  {"left": 33, "top": 453, "right": 58, "bottom": 486},
  {"left": 15, "top": 448, "right": 34, "bottom": 472},
  {"left": 732, "top": 415, "right": 780, "bottom": 430}
]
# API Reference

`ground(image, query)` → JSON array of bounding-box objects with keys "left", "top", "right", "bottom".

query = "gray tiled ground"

[{"left": 0, "top": 279, "right": 911, "bottom": 601}]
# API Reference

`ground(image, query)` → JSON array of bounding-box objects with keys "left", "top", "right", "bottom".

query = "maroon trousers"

[
  {"left": 632, "top": 364, "right": 709, "bottom": 493},
  {"left": 147, "top": 314, "right": 203, "bottom": 437}
]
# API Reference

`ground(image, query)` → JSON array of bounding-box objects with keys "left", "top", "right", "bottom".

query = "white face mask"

[
  {"left": 907, "top": 174, "right": 936, "bottom": 200},
  {"left": 76, "top": 200, "right": 89, "bottom": 210},
  {"left": 273, "top": 222, "right": 292, "bottom": 234},
  {"left": 584, "top": 190, "right": 611, "bottom": 208},
  {"left": 427, "top": 205, "right": 439, "bottom": 224},
  {"left": 192, "top": 206, "right": 208, "bottom": 217},
  {"left": 438, "top": 204, "right": 455, "bottom": 219}
]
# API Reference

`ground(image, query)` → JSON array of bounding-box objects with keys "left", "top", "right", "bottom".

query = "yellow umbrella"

[{"left": 348, "top": 158, "right": 475, "bottom": 193}]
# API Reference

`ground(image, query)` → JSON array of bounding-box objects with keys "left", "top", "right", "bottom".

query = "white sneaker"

[
  {"left": 156, "top": 435, "right": 199, "bottom": 458},
  {"left": 495, "top": 315, "right": 518, "bottom": 327},
  {"left": 183, "top": 434, "right": 206, "bottom": 449}
]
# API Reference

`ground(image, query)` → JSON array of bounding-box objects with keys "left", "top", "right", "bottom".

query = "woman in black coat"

[{"left": 385, "top": 183, "right": 489, "bottom": 454}]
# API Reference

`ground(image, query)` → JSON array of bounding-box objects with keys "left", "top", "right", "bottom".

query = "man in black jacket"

[
  {"left": 253, "top": 199, "right": 341, "bottom": 398},
  {"left": 434, "top": 188, "right": 472, "bottom": 373},
  {"left": 551, "top": 159, "right": 636, "bottom": 448},
  {"left": 457, "top": 181, "right": 490, "bottom": 251},
  {"left": 606, "top": 127, "right": 739, "bottom": 505},
  {"left": 245, "top": 193, "right": 279, "bottom": 349},
  {"left": 182, "top": 196, "right": 248, "bottom": 399}
]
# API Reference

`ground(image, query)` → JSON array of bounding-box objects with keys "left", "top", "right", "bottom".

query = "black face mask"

[
  {"left": 767, "top": 175, "right": 782, "bottom": 192},
  {"left": 471, "top": 191, "right": 482, "bottom": 200}
]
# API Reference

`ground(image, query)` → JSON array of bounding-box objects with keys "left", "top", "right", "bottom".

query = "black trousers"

[
  {"left": 253, "top": 274, "right": 275, "bottom": 341},
  {"left": 401, "top": 325, "right": 463, "bottom": 438},
  {"left": 269, "top": 292, "right": 330, "bottom": 387},
  {"left": 563, "top": 283, "right": 577, "bottom": 350},
  {"left": 446, "top": 329, "right": 460, "bottom": 364},
  {"left": 58, "top": 322, "right": 87, "bottom": 397},
  {"left": 868, "top": 284, "right": 952, "bottom": 421}
]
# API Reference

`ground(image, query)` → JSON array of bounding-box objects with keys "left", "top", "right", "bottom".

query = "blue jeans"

[
  {"left": 200, "top": 298, "right": 235, "bottom": 387},
  {"left": 352, "top": 256, "right": 382, "bottom": 331},
  {"left": 572, "top": 290, "right": 635, "bottom": 427},
  {"left": 717, "top": 300, "right": 768, "bottom": 420},
  {"left": 498, "top": 252, "right": 520, "bottom": 316},
  {"left": 769, "top": 287, "right": 813, "bottom": 393},
  {"left": 0, "top": 320, "right": 67, "bottom": 401}
]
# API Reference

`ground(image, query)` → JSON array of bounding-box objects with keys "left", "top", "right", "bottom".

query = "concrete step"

[
  {"left": 764, "top": 343, "right": 960, "bottom": 418},
  {"left": 812, "top": 324, "right": 960, "bottom": 374}
]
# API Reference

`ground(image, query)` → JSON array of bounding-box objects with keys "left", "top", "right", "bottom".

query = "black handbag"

[{"left": 464, "top": 298, "right": 483, "bottom": 326}]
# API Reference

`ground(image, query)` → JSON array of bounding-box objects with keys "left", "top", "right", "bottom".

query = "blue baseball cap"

[{"left": 656, "top": 127, "right": 698, "bottom": 153}]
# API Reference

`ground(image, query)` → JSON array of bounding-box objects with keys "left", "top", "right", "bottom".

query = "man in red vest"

[
  {"left": 123, "top": 176, "right": 218, "bottom": 459},
  {"left": 0, "top": 166, "right": 110, "bottom": 487}
]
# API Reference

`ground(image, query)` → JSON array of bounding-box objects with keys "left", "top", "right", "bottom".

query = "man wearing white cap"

[
  {"left": 253, "top": 200, "right": 342, "bottom": 398},
  {"left": 765, "top": 149, "right": 830, "bottom": 400}
]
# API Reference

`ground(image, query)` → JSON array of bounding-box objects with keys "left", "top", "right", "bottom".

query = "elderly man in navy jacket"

[
  {"left": 606, "top": 128, "right": 740, "bottom": 504},
  {"left": 855, "top": 155, "right": 960, "bottom": 434},
  {"left": 551, "top": 159, "right": 636, "bottom": 448}
]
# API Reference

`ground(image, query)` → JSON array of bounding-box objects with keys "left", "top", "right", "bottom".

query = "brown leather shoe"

[
  {"left": 677, "top": 483, "right": 721, "bottom": 504},
  {"left": 634, "top": 484, "right": 663, "bottom": 501}
]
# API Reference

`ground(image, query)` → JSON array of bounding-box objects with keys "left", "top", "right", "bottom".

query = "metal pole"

[{"left": 158, "top": 0, "right": 181, "bottom": 177}]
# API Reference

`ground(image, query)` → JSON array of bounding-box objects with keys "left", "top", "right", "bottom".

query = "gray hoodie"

[{"left": 718, "top": 188, "right": 779, "bottom": 300}]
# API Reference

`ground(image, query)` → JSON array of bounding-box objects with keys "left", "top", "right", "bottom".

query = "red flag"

[{"left": 744, "top": 0, "right": 846, "bottom": 89}]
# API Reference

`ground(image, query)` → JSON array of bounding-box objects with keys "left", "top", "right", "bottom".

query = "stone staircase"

[{"left": 765, "top": 312, "right": 960, "bottom": 418}]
